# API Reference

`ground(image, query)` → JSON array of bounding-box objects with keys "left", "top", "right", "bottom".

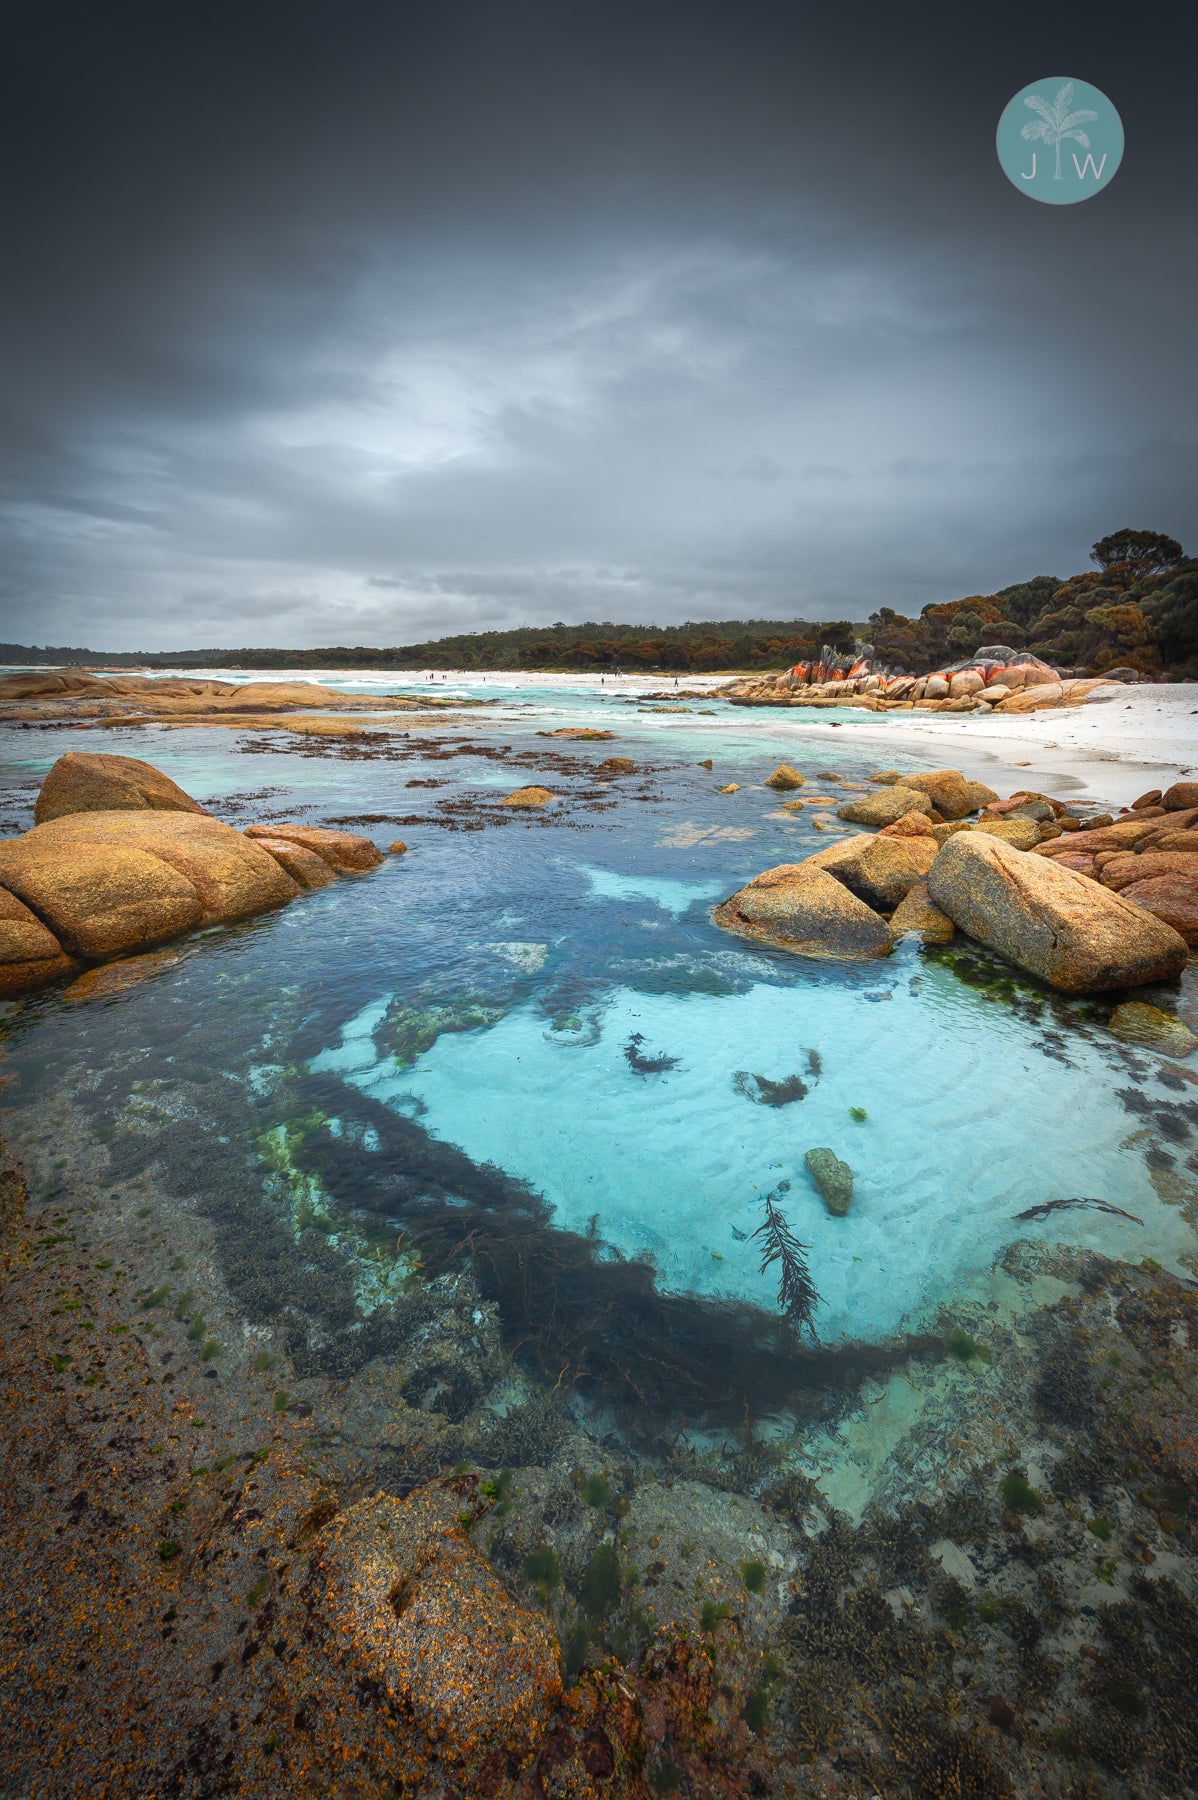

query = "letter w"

[{"left": 1072, "top": 152, "right": 1109, "bottom": 180}]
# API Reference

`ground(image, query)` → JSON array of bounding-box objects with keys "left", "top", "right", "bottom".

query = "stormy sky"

[{"left": 1, "top": 1, "right": 1195, "bottom": 651}]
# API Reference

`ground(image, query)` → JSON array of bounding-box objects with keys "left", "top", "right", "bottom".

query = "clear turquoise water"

[{"left": 1, "top": 676, "right": 1193, "bottom": 1397}]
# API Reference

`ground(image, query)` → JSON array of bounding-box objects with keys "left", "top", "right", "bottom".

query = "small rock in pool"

[
  {"left": 804, "top": 1147, "right": 854, "bottom": 1216},
  {"left": 1107, "top": 1002, "right": 1197, "bottom": 1059}
]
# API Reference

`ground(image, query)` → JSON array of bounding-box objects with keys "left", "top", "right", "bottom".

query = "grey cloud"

[{"left": 0, "top": 1, "right": 1195, "bottom": 649}]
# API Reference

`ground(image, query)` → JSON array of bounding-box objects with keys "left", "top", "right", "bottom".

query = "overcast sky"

[{"left": 1, "top": 0, "right": 1194, "bottom": 650}]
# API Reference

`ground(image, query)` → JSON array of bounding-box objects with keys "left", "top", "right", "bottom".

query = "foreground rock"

[
  {"left": 763, "top": 764, "right": 805, "bottom": 790},
  {"left": 0, "top": 753, "right": 387, "bottom": 994},
  {"left": 927, "top": 832, "right": 1188, "bottom": 994},
  {"left": 308, "top": 1486, "right": 561, "bottom": 1788},
  {"left": 0, "top": 888, "right": 78, "bottom": 996},
  {"left": 34, "top": 749, "right": 210, "bottom": 824},
  {"left": 714, "top": 864, "right": 893, "bottom": 959},
  {"left": 0, "top": 813, "right": 300, "bottom": 960}
]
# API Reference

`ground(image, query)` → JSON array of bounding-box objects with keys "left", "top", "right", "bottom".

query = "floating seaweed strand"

[{"left": 752, "top": 1181, "right": 822, "bottom": 1343}]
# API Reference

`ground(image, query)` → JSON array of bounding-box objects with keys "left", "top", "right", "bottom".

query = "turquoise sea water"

[{"left": 1, "top": 675, "right": 1194, "bottom": 1421}]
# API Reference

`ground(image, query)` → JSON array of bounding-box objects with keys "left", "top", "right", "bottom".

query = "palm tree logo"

[{"left": 1020, "top": 81, "right": 1098, "bottom": 180}]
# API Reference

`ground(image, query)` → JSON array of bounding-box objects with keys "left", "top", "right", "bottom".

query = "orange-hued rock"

[
  {"left": 0, "top": 840, "right": 203, "bottom": 960},
  {"left": 895, "top": 770, "right": 979, "bottom": 820},
  {"left": 1099, "top": 851, "right": 1198, "bottom": 892},
  {"left": 804, "top": 833, "right": 938, "bottom": 910},
  {"left": 1037, "top": 809, "right": 1198, "bottom": 858},
  {"left": 308, "top": 1486, "right": 561, "bottom": 1789},
  {"left": 714, "top": 863, "right": 893, "bottom": 959},
  {"left": 889, "top": 881, "right": 955, "bottom": 943},
  {"left": 499, "top": 786, "right": 555, "bottom": 808},
  {"left": 1152, "top": 830, "right": 1198, "bottom": 854},
  {"left": 878, "top": 811, "right": 937, "bottom": 838},
  {"left": 34, "top": 750, "right": 209, "bottom": 824},
  {"left": 0, "top": 887, "right": 78, "bottom": 996},
  {"left": 836, "top": 786, "right": 933, "bottom": 826},
  {"left": 250, "top": 836, "right": 339, "bottom": 889},
  {"left": 62, "top": 947, "right": 184, "bottom": 1002},
  {"left": 0, "top": 813, "right": 298, "bottom": 960},
  {"left": 927, "top": 831, "right": 1188, "bottom": 993},
  {"left": 1120, "top": 873, "right": 1198, "bottom": 944},
  {"left": 243, "top": 823, "right": 384, "bottom": 871},
  {"left": 1163, "top": 782, "right": 1198, "bottom": 811}
]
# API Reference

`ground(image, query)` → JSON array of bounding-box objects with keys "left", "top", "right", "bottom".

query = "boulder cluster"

[
  {"left": 0, "top": 752, "right": 387, "bottom": 998},
  {"left": 716, "top": 767, "right": 1193, "bottom": 995},
  {"left": 721, "top": 649, "right": 1116, "bottom": 713}
]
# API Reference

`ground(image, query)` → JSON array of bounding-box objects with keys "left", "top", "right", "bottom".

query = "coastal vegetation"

[{"left": 2, "top": 530, "right": 1193, "bottom": 677}]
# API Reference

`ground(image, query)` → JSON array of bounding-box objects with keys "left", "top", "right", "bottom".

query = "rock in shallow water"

[
  {"left": 243, "top": 822, "right": 385, "bottom": 871},
  {"left": 1107, "top": 1002, "right": 1197, "bottom": 1058},
  {"left": 926, "top": 831, "right": 1189, "bottom": 994},
  {"left": 714, "top": 863, "right": 894, "bottom": 959},
  {"left": 804, "top": 1147, "right": 854, "bottom": 1215},
  {"left": 763, "top": 763, "right": 806, "bottom": 789}
]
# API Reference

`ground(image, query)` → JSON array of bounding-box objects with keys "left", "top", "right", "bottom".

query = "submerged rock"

[
  {"left": 926, "top": 831, "right": 1189, "bottom": 993},
  {"left": 714, "top": 864, "right": 893, "bottom": 959},
  {"left": 836, "top": 786, "right": 933, "bottom": 827},
  {"left": 1107, "top": 1002, "right": 1197, "bottom": 1058},
  {"left": 804, "top": 1147, "right": 854, "bottom": 1216},
  {"left": 33, "top": 749, "right": 210, "bottom": 825},
  {"left": 763, "top": 764, "right": 806, "bottom": 790},
  {"left": 804, "top": 833, "right": 938, "bottom": 910}
]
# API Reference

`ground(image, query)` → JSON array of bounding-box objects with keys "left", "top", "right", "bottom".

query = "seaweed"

[
  {"left": 732, "top": 1070, "right": 807, "bottom": 1106},
  {"left": 1015, "top": 1196, "right": 1143, "bottom": 1224},
  {"left": 752, "top": 1183, "right": 822, "bottom": 1342},
  {"left": 623, "top": 1032, "right": 680, "bottom": 1074}
]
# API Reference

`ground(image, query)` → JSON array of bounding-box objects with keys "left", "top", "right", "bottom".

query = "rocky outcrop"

[
  {"left": 714, "top": 864, "right": 894, "bottom": 959},
  {"left": 1116, "top": 873, "right": 1198, "bottom": 945},
  {"left": 34, "top": 749, "right": 210, "bottom": 824},
  {"left": 926, "top": 831, "right": 1188, "bottom": 993},
  {"left": 804, "top": 833, "right": 937, "bottom": 910},
  {"left": 0, "top": 754, "right": 387, "bottom": 996},
  {"left": 720, "top": 648, "right": 1117, "bottom": 713}
]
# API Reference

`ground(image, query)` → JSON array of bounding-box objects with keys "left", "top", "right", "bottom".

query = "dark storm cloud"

[{"left": 0, "top": 0, "right": 1195, "bottom": 649}]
